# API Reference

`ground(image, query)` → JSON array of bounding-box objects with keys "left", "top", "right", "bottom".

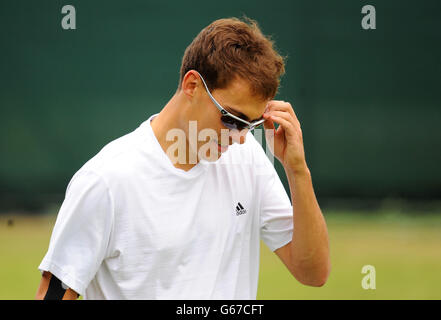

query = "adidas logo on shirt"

[{"left": 235, "top": 202, "right": 247, "bottom": 216}]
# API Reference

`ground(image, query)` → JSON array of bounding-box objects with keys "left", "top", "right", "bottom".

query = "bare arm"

[
  {"left": 263, "top": 101, "right": 331, "bottom": 286},
  {"left": 35, "top": 271, "right": 79, "bottom": 300},
  {"left": 275, "top": 166, "right": 331, "bottom": 287}
]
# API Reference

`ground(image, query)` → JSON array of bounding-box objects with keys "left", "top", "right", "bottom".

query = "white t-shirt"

[{"left": 39, "top": 113, "right": 293, "bottom": 300}]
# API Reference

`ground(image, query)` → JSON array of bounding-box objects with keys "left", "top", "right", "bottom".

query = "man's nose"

[{"left": 229, "top": 129, "right": 248, "bottom": 145}]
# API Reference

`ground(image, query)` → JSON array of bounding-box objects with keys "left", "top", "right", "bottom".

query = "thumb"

[
  {"left": 263, "top": 118, "right": 276, "bottom": 144},
  {"left": 263, "top": 116, "right": 275, "bottom": 131}
]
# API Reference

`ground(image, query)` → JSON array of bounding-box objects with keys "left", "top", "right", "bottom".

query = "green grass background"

[{"left": 1, "top": 210, "right": 440, "bottom": 300}]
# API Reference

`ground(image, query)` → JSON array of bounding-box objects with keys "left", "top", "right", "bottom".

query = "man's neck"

[{"left": 150, "top": 94, "right": 198, "bottom": 172}]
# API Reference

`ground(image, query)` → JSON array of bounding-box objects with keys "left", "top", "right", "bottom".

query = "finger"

[
  {"left": 267, "top": 102, "right": 300, "bottom": 126},
  {"left": 268, "top": 110, "right": 298, "bottom": 129},
  {"left": 262, "top": 113, "right": 275, "bottom": 130},
  {"left": 266, "top": 100, "right": 283, "bottom": 109},
  {"left": 268, "top": 103, "right": 295, "bottom": 119},
  {"left": 263, "top": 119, "right": 275, "bottom": 131},
  {"left": 269, "top": 109, "right": 301, "bottom": 128},
  {"left": 270, "top": 111, "right": 303, "bottom": 141},
  {"left": 269, "top": 114, "right": 295, "bottom": 136}
]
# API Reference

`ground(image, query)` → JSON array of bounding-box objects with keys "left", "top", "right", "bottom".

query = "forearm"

[
  {"left": 35, "top": 271, "right": 79, "bottom": 300},
  {"left": 285, "top": 163, "right": 331, "bottom": 286},
  {"left": 262, "top": 100, "right": 330, "bottom": 285}
]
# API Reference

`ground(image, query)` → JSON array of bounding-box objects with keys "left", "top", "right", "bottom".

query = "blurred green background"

[
  {"left": 1, "top": 0, "right": 440, "bottom": 299},
  {"left": 2, "top": 211, "right": 441, "bottom": 299}
]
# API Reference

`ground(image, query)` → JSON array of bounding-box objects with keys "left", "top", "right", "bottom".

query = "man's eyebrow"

[{"left": 224, "top": 106, "right": 263, "bottom": 122}]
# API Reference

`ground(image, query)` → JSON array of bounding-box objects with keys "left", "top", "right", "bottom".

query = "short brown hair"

[{"left": 179, "top": 17, "right": 285, "bottom": 100}]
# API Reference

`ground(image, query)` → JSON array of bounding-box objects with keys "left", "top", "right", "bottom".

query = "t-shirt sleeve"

[
  {"left": 255, "top": 145, "right": 294, "bottom": 252},
  {"left": 38, "top": 169, "right": 114, "bottom": 296}
]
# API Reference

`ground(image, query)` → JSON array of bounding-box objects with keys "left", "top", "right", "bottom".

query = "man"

[{"left": 36, "top": 17, "right": 330, "bottom": 300}]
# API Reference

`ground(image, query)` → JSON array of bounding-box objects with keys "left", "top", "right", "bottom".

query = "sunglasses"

[{"left": 195, "top": 71, "right": 266, "bottom": 131}]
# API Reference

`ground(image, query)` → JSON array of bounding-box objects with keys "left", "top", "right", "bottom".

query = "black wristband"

[{"left": 44, "top": 275, "right": 66, "bottom": 300}]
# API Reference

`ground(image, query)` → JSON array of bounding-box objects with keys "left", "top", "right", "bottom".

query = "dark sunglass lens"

[{"left": 221, "top": 116, "right": 247, "bottom": 131}]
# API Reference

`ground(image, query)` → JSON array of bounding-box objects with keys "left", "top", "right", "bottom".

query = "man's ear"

[{"left": 181, "top": 70, "right": 200, "bottom": 98}]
